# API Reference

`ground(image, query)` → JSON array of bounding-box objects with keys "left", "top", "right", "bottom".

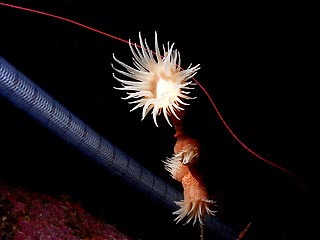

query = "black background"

[{"left": 0, "top": 1, "right": 317, "bottom": 239}]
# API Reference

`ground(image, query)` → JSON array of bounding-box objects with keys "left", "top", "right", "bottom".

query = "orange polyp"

[
  {"left": 163, "top": 145, "right": 215, "bottom": 225},
  {"left": 181, "top": 167, "right": 209, "bottom": 202},
  {"left": 162, "top": 112, "right": 216, "bottom": 225},
  {"left": 174, "top": 135, "right": 200, "bottom": 164}
]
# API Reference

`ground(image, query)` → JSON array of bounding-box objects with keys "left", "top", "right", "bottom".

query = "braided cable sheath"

[{"left": 0, "top": 56, "right": 239, "bottom": 240}]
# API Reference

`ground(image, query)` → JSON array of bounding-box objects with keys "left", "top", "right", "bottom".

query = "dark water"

[{"left": 0, "top": 1, "right": 316, "bottom": 239}]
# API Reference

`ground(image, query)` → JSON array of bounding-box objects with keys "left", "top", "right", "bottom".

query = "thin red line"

[{"left": 0, "top": 2, "right": 130, "bottom": 45}]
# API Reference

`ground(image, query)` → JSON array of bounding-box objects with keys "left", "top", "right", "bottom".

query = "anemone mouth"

[{"left": 112, "top": 31, "right": 200, "bottom": 127}]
